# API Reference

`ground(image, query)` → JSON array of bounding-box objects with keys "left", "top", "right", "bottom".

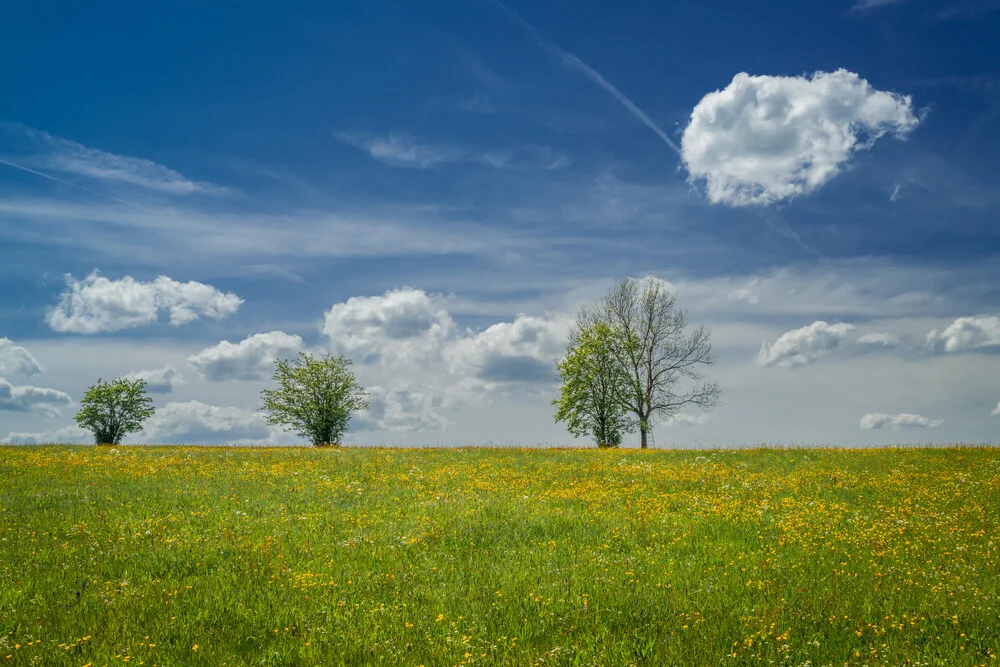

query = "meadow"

[{"left": 1, "top": 445, "right": 998, "bottom": 666}]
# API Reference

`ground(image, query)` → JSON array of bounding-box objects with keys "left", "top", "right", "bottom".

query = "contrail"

[
  {"left": 0, "top": 157, "right": 150, "bottom": 210},
  {"left": 485, "top": 0, "right": 681, "bottom": 154},
  {"left": 759, "top": 209, "right": 822, "bottom": 257}
]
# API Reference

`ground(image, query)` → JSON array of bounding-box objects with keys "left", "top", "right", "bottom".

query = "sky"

[{"left": 1, "top": 0, "right": 999, "bottom": 447}]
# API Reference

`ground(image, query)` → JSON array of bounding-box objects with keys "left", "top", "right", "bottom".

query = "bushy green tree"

[
  {"left": 553, "top": 319, "right": 634, "bottom": 447},
  {"left": 260, "top": 352, "right": 369, "bottom": 446},
  {"left": 75, "top": 378, "right": 155, "bottom": 445}
]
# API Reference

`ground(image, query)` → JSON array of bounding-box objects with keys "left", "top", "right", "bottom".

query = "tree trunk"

[{"left": 640, "top": 425, "right": 648, "bottom": 449}]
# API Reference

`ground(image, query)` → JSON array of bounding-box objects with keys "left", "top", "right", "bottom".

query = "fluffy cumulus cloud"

[
  {"left": 446, "top": 314, "right": 572, "bottom": 385},
  {"left": 0, "top": 338, "right": 42, "bottom": 376},
  {"left": 925, "top": 315, "right": 1000, "bottom": 353},
  {"left": 46, "top": 271, "right": 243, "bottom": 334},
  {"left": 142, "top": 401, "right": 272, "bottom": 443},
  {"left": 756, "top": 321, "right": 856, "bottom": 368},
  {"left": 859, "top": 412, "right": 944, "bottom": 430},
  {"left": 681, "top": 69, "right": 920, "bottom": 206},
  {"left": 2, "top": 424, "right": 91, "bottom": 445},
  {"left": 322, "top": 288, "right": 456, "bottom": 367},
  {"left": 358, "top": 385, "right": 452, "bottom": 433},
  {"left": 0, "top": 377, "right": 73, "bottom": 417},
  {"left": 123, "top": 365, "right": 183, "bottom": 394},
  {"left": 187, "top": 332, "right": 303, "bottom": 381},
  {"left": 856, "top": 332, "right": 901, "bottom": 347}
]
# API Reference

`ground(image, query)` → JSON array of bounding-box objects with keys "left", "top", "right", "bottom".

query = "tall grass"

[{"left": 1, "top": 445, "right": 998, "bottom": 665}]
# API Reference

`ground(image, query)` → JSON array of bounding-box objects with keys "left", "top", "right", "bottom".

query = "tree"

[
  {"left": 75, "top": 378, "right": 155, "bottom": 445},
  {"left": 260, "top": 352, "right": 370, "bottom": 446},
  {"left": 602, "top": 277, "right": 721, "bottom": 449},
  {"left": 553, "top": 318, "right": 635, "bottom": 447}
]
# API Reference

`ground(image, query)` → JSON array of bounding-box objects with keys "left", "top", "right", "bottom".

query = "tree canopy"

[
  {"left": 75, "top": 378, "right": 155, "bottom": 445},
  {"left": 260, "top": 352, "right": 370, "bottom": 446},
  {"left": 554, "top": 277, "right": 721, "bottom": 448},
  {"left": 553, "top": 319, "right": 635, "bottom": 447}
]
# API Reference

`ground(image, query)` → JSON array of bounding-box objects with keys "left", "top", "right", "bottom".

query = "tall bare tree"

[{"left": 602, "top": 277, "right": 721, "bottom": 448}]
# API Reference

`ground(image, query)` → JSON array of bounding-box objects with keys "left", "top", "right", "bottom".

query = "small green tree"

[
  {"left": 553, "top": 319, "right": 635, "bottom": 447},
  {"left": 260, "top": 352, "right": 370, "bottom": 446},
  {"left": 75, "top": 378, "right": 156, "bottom": 445}
]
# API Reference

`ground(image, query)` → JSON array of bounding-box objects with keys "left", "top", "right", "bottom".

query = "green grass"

[{"left": 1, "top": 445, "right": 999, "bottom": 665}]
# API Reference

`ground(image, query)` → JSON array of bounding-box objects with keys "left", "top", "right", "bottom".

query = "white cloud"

[
  {"left": 856, "top": 332, "right": 901, "bottom": 347},
  {"left": 2, "top": 424, "right": 91, "bottom": 445},
  {"left": 188, "top": 332, "right": 303, "bottom": 381},
  {"left": 336, "top": 132, "right": 462, "bottom": 168},
  {"left": 142, "top": 401, "right": 271, "bottom": 443},
  {"left": 681, "top": 69, "right": 920, "bottom": 206},
  {"left": 0, "top": 199, "right": 510, "bottom": 266},
  {"left": 445, "top": 313, "right": 572, "bottom": 384},
  {"left": 46, "top": 271, "right": 243, "bottom": 333},
  {"left": 4, "top": 122, "right": 228, "bottom": 195},
  {"left": 322, "top": 288, "right": 457, "bottom": 367},
  {"left": 0, "top": 338, "right": 42, "bottom": 376},
  {"left": 665, "top": 413, "right": 711, "bottom": 427},
  {"left": 992, "top": 402, "right": 1000, "bottom": 417},
  {"left": 123, "top": 365, "right": 183, "bottom": 394},
  {"left": 859, "top": 412, "right": 944, "bottom": 430},
  {"left": 0, "top": 377, "right": 73, "bottom": 417},
  {"left": 358, "top": 385, "right": 452, "bottom": 433},
  {"left": 727, "top": 279, "right": 760, "bottom": 305},
  {"left": 457, "top": 93, "right": 496, "bottom": 114},
  {"left": 851, "top": 0, "right": 911, "bottom": 11},
  {"left": 334, "top": 132, "right": 569, "bottom": 170},
  {"left": 756, "top": 321, "right": 856, "bottom": 367},
  {"left": 926, "top": 315, "right": 1000, "bottom": 352}
]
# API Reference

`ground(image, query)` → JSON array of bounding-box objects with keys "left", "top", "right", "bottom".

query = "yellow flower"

[
  {"left": 192, "top": 644, "right": 199, "bottom": 651},
  {"left": 435, "top": 613, "right": 444, "bottom": 622}
]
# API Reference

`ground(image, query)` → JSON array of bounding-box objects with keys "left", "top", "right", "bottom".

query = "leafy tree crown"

[
  {"left": 260, "top": 352, "right": 370, "bottom": 446},
  {"left": 75, "top": 378, "right": 156, "bottom": 445}
]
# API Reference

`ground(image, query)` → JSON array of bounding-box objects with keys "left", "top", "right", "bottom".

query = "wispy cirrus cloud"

[
  {"left": 850, "top": 0, "right": 912, "bottom": 13},
  {"left": 0, "top": 122, "right": 229, "bottom": 196},
  {"left": 334, "top": 132, "right": 569, "bottom": 171},
  {"left": 937, "top": 0, "right": 1000, "bottom": 19}
]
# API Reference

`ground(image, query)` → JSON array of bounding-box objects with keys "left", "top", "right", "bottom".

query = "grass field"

[{"left": 1, "top": 445, "right": 999, "bottom": 666}]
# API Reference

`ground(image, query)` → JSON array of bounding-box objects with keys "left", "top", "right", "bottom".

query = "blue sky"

[{"left": 1, "top": 0, "right": 999, "bottom": 446}]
